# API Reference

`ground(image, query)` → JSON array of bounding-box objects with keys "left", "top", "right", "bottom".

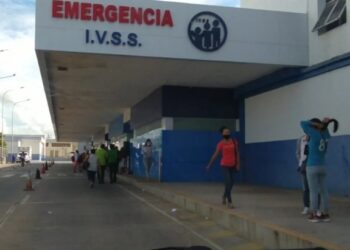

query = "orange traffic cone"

[
  {"left": 41, "top": 164, "right": 46, "bottom": 174},
  {"left": 24, "top": 179, "right": 34, "bottom": 191}
]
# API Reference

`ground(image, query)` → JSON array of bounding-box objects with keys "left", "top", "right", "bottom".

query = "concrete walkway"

[
  {"left": 0, "top": 163, "right": 16, "bottom": 169},
  {"left": 120, "top": 176, "right": 350, "bottom": 250},
  {"left": 1, "top": 164, "right": 220, "bottom": 250}
]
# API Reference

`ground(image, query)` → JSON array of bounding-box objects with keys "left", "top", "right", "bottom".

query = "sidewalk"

[
  {"left": 0, "top": 163, "right": 16, "bottom": 169},
  {"left": 120, "top": 176, "right": 350, "bottom": 250}
]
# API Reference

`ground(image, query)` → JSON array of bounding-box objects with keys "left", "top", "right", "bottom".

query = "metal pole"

[
  {"left": 1, "top": 87, "right": 23, "bottom": 163},
  {"left": 11, "top": 104, "right": 14, "bottom": 163},
  {"left": 11, "top": 99, "right": 30, "bottom": 163},
  {"left": 0, "top": 74, "right": 16, "bottom": 80},
  {"left": 1, "top": 90, "right": 13, "bottom": 163}
]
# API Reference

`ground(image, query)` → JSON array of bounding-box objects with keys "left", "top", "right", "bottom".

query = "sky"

[{"left": 0, "top": 0, "right": 239, "bottom": 140}]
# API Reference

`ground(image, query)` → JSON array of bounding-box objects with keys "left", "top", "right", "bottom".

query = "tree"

[{"left": 0, "top": 133, "right": 7, "bottom": 147}]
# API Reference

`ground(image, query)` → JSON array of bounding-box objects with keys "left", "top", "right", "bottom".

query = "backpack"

[{"left": 71, "top": 155, "right": 75, "bottom": 162}]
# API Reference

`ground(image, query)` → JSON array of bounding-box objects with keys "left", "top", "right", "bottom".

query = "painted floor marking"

[{"left": 119, "top": 185, "right": 223, "bottom": 250}]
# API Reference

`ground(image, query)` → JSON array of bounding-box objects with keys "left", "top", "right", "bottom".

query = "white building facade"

[
  {"left": 241, "top": 0, "right": 350, "bottom": 196},
  {"left": 36, "top": 0, "right": 350, "bottom": 194}
]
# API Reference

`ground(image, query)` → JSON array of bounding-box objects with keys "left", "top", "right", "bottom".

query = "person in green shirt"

[
  {"left": 96, "top": 144, "right": 108, "bottom": 184},
  {"left": 108, "top": 144, "right": 119, "bottom": 184}
]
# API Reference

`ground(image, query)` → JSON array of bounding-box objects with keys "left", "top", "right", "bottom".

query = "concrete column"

[
  {"left": 104, "top": 124, "right": 110, "bottom": 134},
  {"left": 123, "top": 108, "right": 131, "bottom": 123},
  {"left": 162, "top": 117, "right": 174, "bottom": 130}
]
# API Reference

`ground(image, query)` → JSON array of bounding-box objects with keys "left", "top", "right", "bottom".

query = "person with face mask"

[
  {"left": 206, "top": 126, "right": 240, "bottom": 209},
  {"left": 142, "top": 139, "right": 153, "bottom": 180},
  {"left": 300, "top": 117, "right": 338, "bottom": 223}
]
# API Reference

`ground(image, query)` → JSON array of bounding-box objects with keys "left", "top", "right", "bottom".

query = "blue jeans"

[
  {"left": 87, "top": 170, "right": 96, "bottom": 184},
  {"left": 301, "top": 172, "right": 310, "bottom": 208},
  {"left": 143, "top": 157, "right": 152, "bottom": 178},
  {"left": 223, "top": 168, "right": 236, "bottom": 203},
  {"left": 306, "top": 166, "right": 329, "bottom": 214}
]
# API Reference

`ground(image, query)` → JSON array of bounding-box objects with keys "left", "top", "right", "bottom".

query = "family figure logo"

[{"left": 188, "top": 11, "right": 228, "bottom": 52}]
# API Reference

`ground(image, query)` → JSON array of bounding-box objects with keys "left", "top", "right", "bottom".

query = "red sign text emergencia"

[{"left": 52, "top": 1, "right": 174, "bottom": 27}]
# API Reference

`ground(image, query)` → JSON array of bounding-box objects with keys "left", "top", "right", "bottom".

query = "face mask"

[{"left": 223, "top": 135, "right": 230, "bottom": 140}]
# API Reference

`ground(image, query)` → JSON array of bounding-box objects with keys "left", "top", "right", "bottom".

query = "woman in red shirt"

[{"left": 206, "top": 127, "right": 240, "bottom": 208}]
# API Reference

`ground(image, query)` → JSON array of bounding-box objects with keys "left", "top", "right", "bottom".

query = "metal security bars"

[{"left": 313, "top": 0, "right": 347, "bottom": 34}]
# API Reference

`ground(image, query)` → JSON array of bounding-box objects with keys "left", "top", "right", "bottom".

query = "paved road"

[{"left": 0, "top": 164, "right": 260, "bottom": 250}]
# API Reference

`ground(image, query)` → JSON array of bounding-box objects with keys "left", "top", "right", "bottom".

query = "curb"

[
  {"left": 119, "top": 176, "right": 348, "bottom": 250},
  {"left": 0, "top": 164, "right": 17, "bottom": 169}
]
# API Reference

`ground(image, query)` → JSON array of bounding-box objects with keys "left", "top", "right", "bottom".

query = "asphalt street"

[{"left": 0, "top": 163, "right": 260, "bottom": 250}]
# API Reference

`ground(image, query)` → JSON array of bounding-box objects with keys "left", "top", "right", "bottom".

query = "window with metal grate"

[{"left": 312, "top": 0, "right": 347, "bottom": 35}]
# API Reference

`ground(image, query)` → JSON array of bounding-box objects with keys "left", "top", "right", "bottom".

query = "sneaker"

[
  {"left": 308, "top": 214, "right": 321, "bottom": 223},
  {"left": 321, "top": 214, "right": 331, "bottom": 222},
  {"left": 222, "top": 197, "right": 227, "bottom": 205},
  {"left": 301, "top": 207, "right": 309, "bottom": 215},
  {"left": 227, "top": 202, "right": 234, "bottom": 209}
]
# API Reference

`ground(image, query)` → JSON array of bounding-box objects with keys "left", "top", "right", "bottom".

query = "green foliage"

[{"left": 0, "top": 133, "right": 7, "bottom": 147}]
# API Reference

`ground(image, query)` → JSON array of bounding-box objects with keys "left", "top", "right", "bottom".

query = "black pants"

[
  {"left": 98, "top": 165, "right": 106, "bottom": 184},
  {"left": 301, "top": 172, "right": 310, "bottom": 208},
  {"left": 87, "top": 171, "right": 96, "bottom": 184},
  {"left": 109, "top": 163, "right": 118, "bottom": 183},
  {"left": 223, "top": 168, "right": 236, "bottom": 203}
]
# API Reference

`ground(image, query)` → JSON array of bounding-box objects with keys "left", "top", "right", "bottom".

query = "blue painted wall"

[
  {"left": 31, "top": 154, "right": 41, "bottom": 161},
  {"left": 161, "top": 130, "right": 243, "bottom": 182},
  {"left": 130, "top": 129, "right": 243, "bottom": 183},
  {"left": 244, "top": 135, "right": 350, "bottom": 197},
  {"left": 244, "top": 140, "right": 299, "bottom": 189},
  {"left": 8, "top": 153, "right": 42, "bottom": 161},
  {"left": 235, "top": 52, "right": 350, "bottom": 196}
]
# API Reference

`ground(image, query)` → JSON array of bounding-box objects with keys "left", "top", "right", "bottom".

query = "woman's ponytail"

[{"left": 325, "top": 119, "right": 339, "bottom": 133}]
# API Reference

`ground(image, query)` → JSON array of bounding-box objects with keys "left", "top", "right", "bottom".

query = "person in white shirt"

[
  {"left": 296, "top": 134, "right": 310, "bottom": 215},
  {"left": 87, "top": 149, "right": 98, "bottom": 188}
]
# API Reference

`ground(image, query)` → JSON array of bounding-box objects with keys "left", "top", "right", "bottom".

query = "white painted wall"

[
  {"left": 245, "top": 66, "right": 350, "bottom": 143},
  {"left": 309, "top": 0, "right": 350, "bottom": 65},
  {"left": 21, "top": 139, "right": 41, "bottom": 154},
  {"left": 123, "top": 109, "right": 131, "bottom": 123},
  {"left": 241, "top": 0, "right": 308, "bottom": 13}
]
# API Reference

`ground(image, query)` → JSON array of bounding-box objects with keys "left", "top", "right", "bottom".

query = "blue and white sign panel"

[{"left": 36, "top": 0, "right": 308, "bottom": 66}]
